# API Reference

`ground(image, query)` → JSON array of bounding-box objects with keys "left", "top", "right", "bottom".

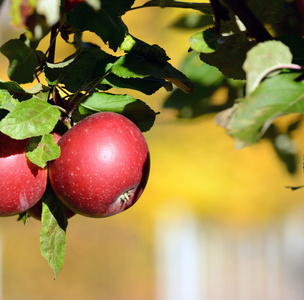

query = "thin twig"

[
  {"left": 221, "top": 0, "right": 272, "bottom": 42},
  {"left": 131, "top": 0, "right": 213, "bottom": 14}
]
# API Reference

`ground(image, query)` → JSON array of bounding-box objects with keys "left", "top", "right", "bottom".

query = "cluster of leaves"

[
  {"left": 0, "top": 0, "right": 196, "bottom": 277},
  {"left": 164, "top": 0, "right": 304, "bottom": 173},
  {"left": 2, "top": 0, "right": 304, "bottom": 277}
]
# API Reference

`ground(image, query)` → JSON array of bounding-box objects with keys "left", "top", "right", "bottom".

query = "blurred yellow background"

[{"left": 1, "top": 1, "right": 304, "bottom": 299}]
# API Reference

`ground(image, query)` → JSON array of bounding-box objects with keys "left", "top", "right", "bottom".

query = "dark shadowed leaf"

[{"left": 0, "top": 38, "right": 44, "bottom": 84}]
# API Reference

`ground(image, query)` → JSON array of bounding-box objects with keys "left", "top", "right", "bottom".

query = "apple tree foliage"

[{"left": 0, "top": 0, "right": 303, "bottom": 276}]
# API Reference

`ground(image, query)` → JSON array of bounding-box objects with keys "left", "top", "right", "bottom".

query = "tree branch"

[{"left": 221, "top": 0, "right": 272, "bottom": 42}]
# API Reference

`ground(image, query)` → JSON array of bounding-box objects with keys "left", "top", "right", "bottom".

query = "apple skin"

[
  {"left": 49, "top": 112, "right": 150, "bottom": 218},
  {"left": 64, "top": 0, "right": 85, "bottom": 12},
  {"left": 0, "top": 132, "right": 48, "bottom": 216}
]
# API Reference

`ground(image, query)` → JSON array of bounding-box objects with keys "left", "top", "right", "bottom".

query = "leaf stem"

[{"left": 253, "top": 64, "right": 304, "bottom": 93}]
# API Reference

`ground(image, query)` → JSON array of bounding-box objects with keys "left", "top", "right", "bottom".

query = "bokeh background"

[{"left": 1, "top": 1, "right": 304, "bottom": 299}]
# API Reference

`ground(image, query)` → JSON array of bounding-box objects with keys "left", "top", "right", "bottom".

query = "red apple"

[
  {"left": 49, "top": 112, "right": 150, "bottom": 218},
  {"left": 0, "top": 132, "right": 47, "bottom": 216},
  {"left": 64, "top": 0, "right": 85, "bottom": 12}
]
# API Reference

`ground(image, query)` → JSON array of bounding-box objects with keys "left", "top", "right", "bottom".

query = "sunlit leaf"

[
  {"left": 40, "top": 183, "right": 68, "bottom": 279},
  {"left": 243, "top": 40, "right": 293, "bottom": 95},
  {"left": 26, "top": 134, "right": 61, "bottom": 168},
  {"left": 216, "top": 73, "right": 304, "bottom": 148},
  {"left": 0, "top": 98, "right": 60, "bottom": 139}
]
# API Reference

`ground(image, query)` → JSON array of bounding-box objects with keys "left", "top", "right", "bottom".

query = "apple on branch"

[{"left": 49, "top": 112, "right": 150, "bottom": 218}]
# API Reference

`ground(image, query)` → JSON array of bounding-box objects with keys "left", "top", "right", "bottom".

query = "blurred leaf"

[
  {"left": 26, "top": 134, "right": 61, "bottom": 168},
  {"left": 216, "top": 72, "right": 304, "bottom": 149},
  {"left": 36, "top": 0, "right": 60, "bottom": 27},
  {"left": 243, "top": 40, "right": 293, "bottom": 95},
  {"left": 191, "top": 29, "right": 256, "bottom": 80},
  {"left": 170, "top": 13, "right": 214, "bottom": 29},
  {"left": 163, "top": 53, "right": 241, "bottom": 118},
  {"left": 40, "top": 183, "right": 68, "bottom": 279},
  {"left": 79, "top": 92, "right": 157, "bottom": 131},
  {"left": 0, "top": 98, "right": 60, "bottom": 139},
  {"left": 0, "top": 37, "right": 44, "bottom": 84},
  {"left": 247, "top": 0, "right": 293, "bottom": 24},
  {"left": 9, "top": 0, "right": 35, "bottom": 27}
]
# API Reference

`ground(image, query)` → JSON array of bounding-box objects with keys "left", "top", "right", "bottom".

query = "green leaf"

[
  {"left": 109, "top": 54, "right": 194, "bottom": 93},
  {"left": 101, "top": 74, "right": 167, "bottom": 95},
  {"left": 243, "top": 40, "right": 293, "bottom": 95},
  {"left": 120, "top": 35, "right": 170, "bottom": 64},
  {"left": 79, "top": 92, "right": 157, "bottom": 131},
  {"left": 40, "top": 183, "right": 68, "bottom": 279},
  {"left": 26, "top": 134, "right": 61, "bottom": 168},
  {"left": 0, "top": 37, "right": 44, "bottom": 84},
  {"left": 190, "top": 28, "right": 218, "bottom": 54},
  {"left": 0, "top": 98, "right": 60, "bottom": 139},
  {"left": 44, "top": 50, "right": 98, "bottom": 92},
  {"left": 0, "top": 89, "right": 20, "bottom": 112},
  {"left": 66, "top": 2, "right": 131, "bottom": 51},
  {"left": 193, "top": 30, "right": 256, "bottom": 80},
  {"left": 216, "top": 72, "right": 304, "bottom": 149}
]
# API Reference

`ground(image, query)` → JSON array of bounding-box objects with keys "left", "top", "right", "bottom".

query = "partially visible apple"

[
  {"left": 0, "top": 132, "right": 47, "bottom": 216},
  {"left": 64, "top": 0, "right": 85, "bottom": 12},
  {"left": 49, "top": 112, "right": 150, "bottom": 218}
]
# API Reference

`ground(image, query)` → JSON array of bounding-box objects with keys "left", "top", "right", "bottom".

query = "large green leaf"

[
  {"left": 44, "top": 50, "right": 98, "bottom": 92},
  {"left": 243, "top": 40, "right": 293, "bottom": 95},
  {"left": 0, "top": 37, "right": 44, "bottom": 84},
  {"left": 0, "top": 98, "right": 60, "bottom": 139},
  {"left": 109, "top": 54, "right": 194, "bottom": 93},
  {"left": 216, "top": 72, "right": 304, "bottom": 148}
]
